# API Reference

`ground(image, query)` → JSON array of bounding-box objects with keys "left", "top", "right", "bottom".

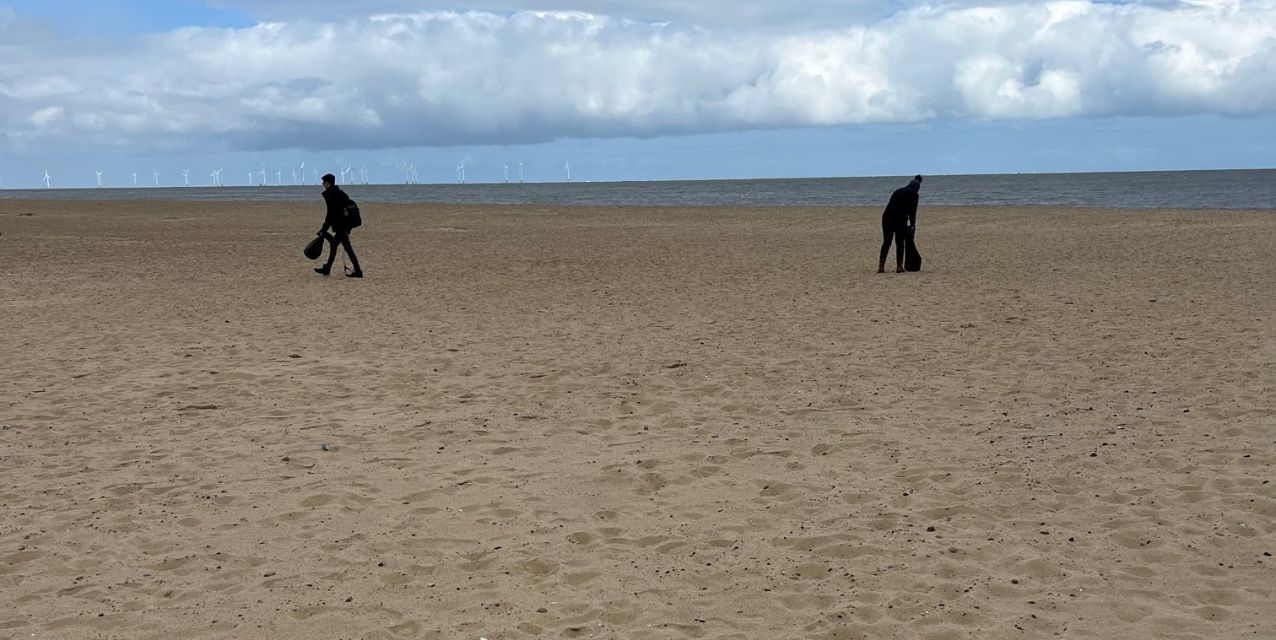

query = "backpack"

[{"left": 344, "top": 198, "right": 362, "bottom": 229}]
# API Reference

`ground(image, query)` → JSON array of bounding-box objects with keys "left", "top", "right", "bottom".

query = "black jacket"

[
  {"left": 321, "top": 186, "right": 352, "bottom": 234},
  {"left": 882, "top": 185, "right": 919, "bottom": 229}
]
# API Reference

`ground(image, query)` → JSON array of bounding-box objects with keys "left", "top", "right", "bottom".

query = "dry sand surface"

[{"left": 1, "top": 199, "right": 1273, "bottom": 640}]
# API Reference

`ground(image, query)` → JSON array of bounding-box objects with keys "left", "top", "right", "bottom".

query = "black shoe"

[
  {"left": 314, "top": 267, "right": 330, "bottom": 276},
  {"left": 345, "top": 270, "right": 363, "bottom": 279}
]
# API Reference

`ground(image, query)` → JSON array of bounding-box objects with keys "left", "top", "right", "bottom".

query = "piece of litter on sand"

[{"left": 320, "top": 443, "right": 330, "bottom": 451}]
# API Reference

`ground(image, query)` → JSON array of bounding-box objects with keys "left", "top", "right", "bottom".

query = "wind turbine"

[
  {"left": 132, "top": 172, "right": 138, "bottom": 188},
  {"left": 298, "top": 161, "right": 306, "bottom": 185},
  {"left": 248, "top": 172, "right": 255, "bottom": 186},
  {"left": 564, "top": 160, "right": 571, "bottom": 183},
  {"left": 153, "top": 169, "right": 160, "bottom": 187},
  {"left": 43, "top": 169, "right": 52, "bottom": 189},
  {"left": 360, "top": 167, "right": 368, "bottom": 184},
  {"left": 456, "top": 160, "right": 466, "bottom": 184},
  {"left": 276, "top": 170, "right": 282, "bottom": 185},
  {"left": 518, "top": 161, "right": 524, "bottom": 184},
  {"left": 95, "top": 171, "right": 103, "bottom": 188},
  {"left": 258, "top": 167, "right": 267, "bottom": 186},
  {"left": 211, "top": 168, "right": 223, "bottom": 187},
  {"left": 182, "top": 169, "right": 190, "bottom": 187},
  {"left": 342, "top": 165, "right": 353, "bottom": 184},
  {"left": 503, "top": 164, "right": 509, "bottom": 184}
]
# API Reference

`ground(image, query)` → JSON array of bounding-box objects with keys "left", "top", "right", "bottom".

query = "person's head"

[
  {"left": 321, "top": 173, "right": 336, "bottom": 188},
  {"left": 907, "top": 175, "right": 923, "bottom": 191}
]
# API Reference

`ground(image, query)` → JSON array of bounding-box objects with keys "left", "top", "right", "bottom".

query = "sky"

[{"left": 0, "top": 0, "right": 1273, "bottom": 188}]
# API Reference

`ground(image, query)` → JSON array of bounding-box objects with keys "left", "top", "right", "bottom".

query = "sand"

[{"left": 1, "top": 199, "right": 1273, "bottom": 640}]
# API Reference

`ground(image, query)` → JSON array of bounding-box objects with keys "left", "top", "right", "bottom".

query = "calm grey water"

[{"left": 1, "top": 169, "right": 1271, "bottom": 209}]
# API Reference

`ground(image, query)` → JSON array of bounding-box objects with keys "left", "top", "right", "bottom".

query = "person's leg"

[
  {"left": 878, "top": 222, "right": 893, "bottom": 272},
  {"left": 893, "top": 229, "right": 906, "bottom": 272},
  {"left": 340, "top": 234, "right": 362, "bottom": 276},
  {"left": 316, "top": 233, "right": 339, "bottom": 274}
]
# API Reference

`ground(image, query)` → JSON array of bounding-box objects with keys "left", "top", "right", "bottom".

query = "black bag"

[
  {"left": 903, "top": 226, "right": 922, "bottom": 272},
  {"left": 344, "top": 199, "right": 362, "bottom": 229},
  {"left": 303, "top": 234, "right": 326, "bottom": 260}
]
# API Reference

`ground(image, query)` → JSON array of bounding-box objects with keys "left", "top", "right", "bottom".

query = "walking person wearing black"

[
  {"left": 878, "top": 174, "right": 922, "bottom": 273},
  {"left": 315, "top": 173, "right": 363, "bottom": 278}
]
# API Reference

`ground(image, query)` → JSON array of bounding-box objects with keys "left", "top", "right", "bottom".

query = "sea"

[{"left": 0, "top": 169, "right": 1271, "bottom": 209}]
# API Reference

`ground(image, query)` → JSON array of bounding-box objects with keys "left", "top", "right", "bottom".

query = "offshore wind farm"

[
  {"left": 0, "top": 156, "right": 627, "bottom": 191},
  {"left": 1, "top": 160, "right": 563, "bottom": 190}
]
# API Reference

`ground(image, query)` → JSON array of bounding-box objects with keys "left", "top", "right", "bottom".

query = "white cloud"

[
  {"left": 211, "top": 0, "right": 912, "bottom": 30},
  {"left": 1, "top": 1, "right": 1274, "bottom": 152},
  {"left": 28, "top": 105, "right": 66, "bottom": 128}
]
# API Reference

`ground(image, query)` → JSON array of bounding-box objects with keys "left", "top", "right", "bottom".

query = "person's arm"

[
  {"left": 319, "top": 192, "right": 333, "bottom": 235},
  {"left": 907, "top": 193, "right": 918, "bottom": 228}
]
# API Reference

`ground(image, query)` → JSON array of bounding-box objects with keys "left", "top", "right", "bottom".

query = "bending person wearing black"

[
  {"left": 315, "top": 173, "right": 363, "bottom": 278},
  {"left": 878, "top": 174, "right": 922, "bottom": 273}
]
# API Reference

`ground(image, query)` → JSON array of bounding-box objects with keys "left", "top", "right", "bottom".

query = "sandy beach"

[{"left": 1, "top": 199, "right": 1273, "bottom": 640}]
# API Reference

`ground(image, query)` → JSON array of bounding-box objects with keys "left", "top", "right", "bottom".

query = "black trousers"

[
  {"left": 880, "top": 221, "right": 906, "bottom": 264},
  {"left": 324, "top": 230, "right": 361, "bottom": 272}
]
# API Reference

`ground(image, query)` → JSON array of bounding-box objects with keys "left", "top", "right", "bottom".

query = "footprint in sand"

[
  {"left": 387, "top": 620, "right": 422, "bottom": 637},
  {"left": 566, "top": 532, "right": 595, "bottom": 545},
  {"left": 1109, "top": 601, "right": 1153, "bottom": 623},
  {"left": 1193, "top": 605, "right": 1233, "bottom": 621},
  {"left": 563, "top": 570, "right": 601, "bottom": 587},
  {"left": 757, "top": 481, "right": 801, "bottom": 498},
  {"left": 1192, "top": 589, "right": 1245, "bottom": 606},
  {"left": 299, "top": 494, "right": 335, "bottom": 507},
  {"left": 1, "top": 550, "right": 44, "bottom": 569},
  {"left": 518, "top": 557, "right": 559, "bottom": 577}
]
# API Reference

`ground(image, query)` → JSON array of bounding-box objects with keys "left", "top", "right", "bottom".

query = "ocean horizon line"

[
  {"left": 2, "top": 166, "right": 1273, "bottom": 192},
  {"left": 1, "top": 168, "right": 1273, "bottom": 210}
]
